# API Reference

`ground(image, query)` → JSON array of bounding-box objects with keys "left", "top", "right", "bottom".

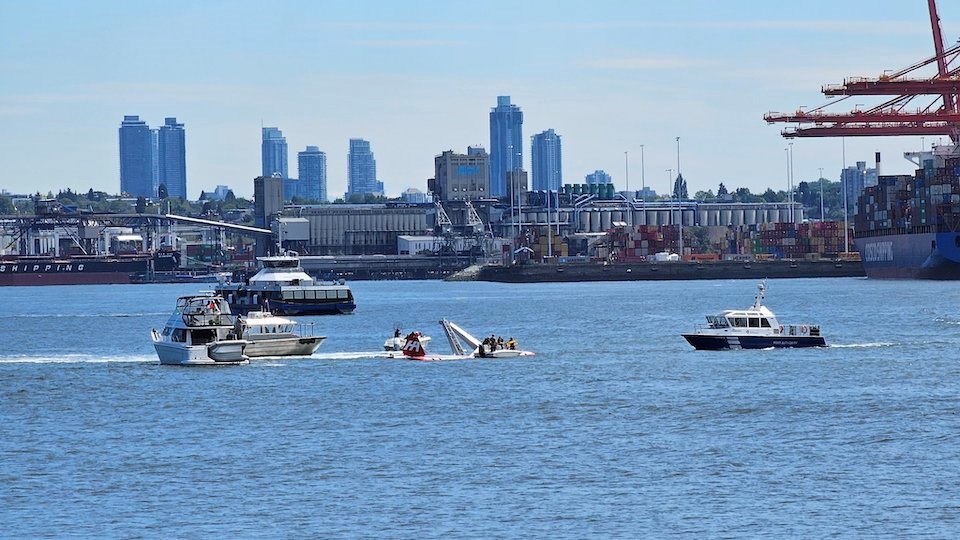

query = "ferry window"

[
  {"left": 283, "top": 291, "right": 294, "bottom": 300},
  {"left": 305, "top": 290, "right": 316, "bottom": 300},
  {"left": 337, "top": 289, "right": 348, "bottom": 299},
  {"left": 749, "top": 318, "right": 760, "bottom": 328},
  {"left": 294, "top": 290, "right": 305, "bottom": 300},
  {"left": 761, "top": 319, "right": 772, "bottom": 328}
]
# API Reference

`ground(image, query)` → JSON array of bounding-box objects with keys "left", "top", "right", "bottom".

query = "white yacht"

[
  {"left": 152, "top": 294, "right": 249, "bottom": 366},
  {"left": 239, "top": 311, "right": 325, "bottom": 357},
  {"left": 682, "top": 281, "right": 827, "bottom": 350},
  {"left": 215, "top": 252, "right": 355, "bottom": 316}
]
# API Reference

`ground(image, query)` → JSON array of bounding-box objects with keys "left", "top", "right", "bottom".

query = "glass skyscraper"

[
  {"left": 298, "top": 146, "right": 327, "bottom": 202},
  {"left": 261, "top": 127, "right": 288, "bottom": 179},
  {"left": 158, "top": 117, "right": 187, "bottom": 199},
  {"left": 531, "top": 128, "right": 562, "bottom": 192},
  {"left": 119, "top": 115, "right": 154, "bottom": 197},
  {"left": 348, "top": 138, "right": 378, "bottom": 197},
  {"left": 489, "top": 96, "right": 523, "bottom": 197}
]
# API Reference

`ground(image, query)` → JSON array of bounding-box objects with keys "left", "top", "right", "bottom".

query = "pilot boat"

[
  {"left": 215, "top": 252, "right": 355, "bottom": 316},
  {"left": 151, "top": 294, "right": 249, "bottom": 365},
  {"left": 238, "top": 311, "right": 325, "bottom": 357},
  {"left": 681, "top": 281, "right": 827, "bottom": 350}
]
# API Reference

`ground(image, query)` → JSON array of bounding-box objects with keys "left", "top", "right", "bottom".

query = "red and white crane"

[{"left": 764, "top": 0, "right": 960, "bottom": 142}]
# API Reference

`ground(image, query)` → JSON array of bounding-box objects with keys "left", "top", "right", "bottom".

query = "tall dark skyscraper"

[
  {"left": 298, "top": 146, "right": 327, "bottom": 202},
  {"left": 489, "top": 96, "right": 524, "bottom": 197},
  {"left": 347, "top": 138, "right": 378, "bottom": 197},
  {"left": 531, "top": 128, "right": 562, "bottom": 192},
  {"left": 261, "top": 127, "right": 288, "bottom": 179},
  {"left": 119, "top": 115, "right": 154, "bottom": 197},
  {"left": 158, "top": 117, "right": 187, "bottom": 199}
]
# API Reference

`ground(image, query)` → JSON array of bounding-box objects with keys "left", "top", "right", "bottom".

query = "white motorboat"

[
  {"left": 681, "top": 281, "right": 827, "bottom": 350},
  {"left": 238, "top": 311, "right": 325, "bottom": 357},
  {"left": 384, "top": 329, "right": 431, "bottom": 351},
  {"left": 152, "top": 294, "right": 249, "bottom": 366}
]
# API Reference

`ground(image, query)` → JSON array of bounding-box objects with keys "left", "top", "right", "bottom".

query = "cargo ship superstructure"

[{"left": 855, "top": 146, "right": 960, "bottom": 279}]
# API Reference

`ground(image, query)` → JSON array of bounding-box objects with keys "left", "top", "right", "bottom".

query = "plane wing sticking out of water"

[{"left": 387, "top": 319, "right": 535, "bottom": 361}]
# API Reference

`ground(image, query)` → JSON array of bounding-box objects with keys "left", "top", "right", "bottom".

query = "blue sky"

[{"left": 2, "top": 0, "right": 958, "bottom": 199}]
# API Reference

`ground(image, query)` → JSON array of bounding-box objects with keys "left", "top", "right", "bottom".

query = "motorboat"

[
  {"left": 681, "top": 281, "right": 827, "bottom": 350},
  {"left": 215, "top": 252, "right": 355, "bottom": 316},
  {"left": 384, "top": 329, "right": 431, "bottom": 351},
  {"left": 238, "top": 311, "right": 325, "bottom": 357},
  {"left": 389, "top": 319, "right": 534, "bottom": 360},
  {"left": 152, "top": 294, "right": 249, "bottom": 366}
]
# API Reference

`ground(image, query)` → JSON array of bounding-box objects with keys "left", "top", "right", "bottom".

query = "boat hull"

[
  {"left": 0, "top": 252, "right": 180, "bottom": 286},
  {"left": 244, "top": 336, "right": 324, "bottom": 357},
  {"left": 682, "top": 334, "right": 827, "bottom": 350},
  {"left": 855, "top": 231, "right": 960, "bottom": 280},
  {"left": 153, "top": 341, "right": 248, "bottom": 366}
]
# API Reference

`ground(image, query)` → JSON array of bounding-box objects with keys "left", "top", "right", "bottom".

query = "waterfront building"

[
  {"left": 348, "top": 138, "right": 378, "bottom": 197},
  {"left": 585, "top": 170, "right": 613, "bottom": 185},
  {"left": 261, "top": 127, "right": 288, "bottom": 179},
  {"left": 119, "top": 115, "right": 155, "bottom": 198},
  {"left": 294, "top": 204, "right": 430, "bottom": 255},
  {"left": 158, "top": 117, "right": 187, "bottom": 199},
  {"left": 254, "top": 175, "right": 284, "bottom": 231},
  {"left": 432, "top": 146, "right": 490, "bottom": 202},
  {"left": 401, "top": 188, "right": 430, "bottom": 204},
  {"left": 531, "top": 129, "right": 562, "bottom": 192},
  {"left": 297, "top": 146, "right": 327, "bottom": 202},
  {"left": 489, "top": 96, "right": 523, "bottom": 198}
]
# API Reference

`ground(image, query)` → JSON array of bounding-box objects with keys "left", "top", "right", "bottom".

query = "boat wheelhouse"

[
  {"left": 682, "top": 282, "right": 826, "bottom": 350},
  {"left": 151, "top": 294, "right": 248, "bottom": 366}
]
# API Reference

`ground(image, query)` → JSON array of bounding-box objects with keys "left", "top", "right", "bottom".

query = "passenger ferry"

[
  {"left": 215, "top": 253, "right": 356, "bottom": 316},
  {"left": 681, "top": 281, "right": 827, "bottom": 350}
]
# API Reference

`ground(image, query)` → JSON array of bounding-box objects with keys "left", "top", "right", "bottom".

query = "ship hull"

[
  {"left": 854, "top": 231, "right": 960, "bottom": 280},
  {"left": 683, "top": 334, "right": 827, "bottom": 350},
  {"left": 0, "top": 253, "right": 180, "bottom": 286}
]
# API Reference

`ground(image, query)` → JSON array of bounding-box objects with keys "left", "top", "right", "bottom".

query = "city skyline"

[{"left": 3, "top": 1, "right": 960, "bottom": 200}]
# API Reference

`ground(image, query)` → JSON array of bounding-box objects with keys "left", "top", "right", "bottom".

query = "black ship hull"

[{"left": 0, "top": 252, "right": 180, "bottom": 286}]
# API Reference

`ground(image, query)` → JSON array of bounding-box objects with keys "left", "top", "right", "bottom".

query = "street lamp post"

[
  {"left": 788, "top": 142, "right": 795, "bottom": 222},
  {"left": 666, "top": 168, "right": 674, "bottom": 251},
  {"left": 640, "top": 144, "right": 646, "bottom": 223},
  {"left": 676, "top": 137, "right": 683, "bottom": 257},
  {"left": 818, "top": 167, "right": 825, "bottom": 222},
  {"left": 842, "top": 137, "right": 849, "bottom": 252}
]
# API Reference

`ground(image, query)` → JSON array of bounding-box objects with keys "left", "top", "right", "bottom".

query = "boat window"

[
  {"left": 304, "top": 290, "right": 316, "bottom": 300},
  {"left": 732, "top": 317, "right": 747, "bottom": 328},
  {"left": 172, "top": 329, "right": 185, "bottom": 342},
  {"left": 760, "top": 318, "right": 772, "bottom": 328},
  {"left": 282, "top": 291, "right": 294, "bottom": 300},
  {"left": 337, "top": 289, "right": 348, "bottom": 299},
  {"left": 749, "top": 318, "right": 760, "bottom": 328},
  {"left": 294, "top": 290, "right": 305, "bottom": 300}
]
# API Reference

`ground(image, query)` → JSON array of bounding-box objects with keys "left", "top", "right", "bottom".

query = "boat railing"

[{"left": 182, "top": 312, "right": 238, "bottom": 328}]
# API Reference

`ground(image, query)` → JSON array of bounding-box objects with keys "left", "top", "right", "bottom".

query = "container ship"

[
  {"left": 854, "top": 147, "right": 960, "bottom": 279},
  {"left": 0, "top": 251, "right": 180, "bottom": 286}
]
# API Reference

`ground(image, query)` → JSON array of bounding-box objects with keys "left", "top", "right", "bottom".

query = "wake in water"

[
  {"left": 829, "top": 342, "right": 896, "bottom": 349},
  {"left": 0, "top": 353, "right": 157, "bottom": 364}
]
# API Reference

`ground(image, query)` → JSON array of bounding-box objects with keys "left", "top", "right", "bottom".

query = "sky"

[{"left": 2, "top": 0, "right": 959, "bottom": 200}]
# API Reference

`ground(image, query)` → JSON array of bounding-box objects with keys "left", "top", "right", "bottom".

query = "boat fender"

[{"left": 801, "top": 325, "right": 808, "bottom": 334}]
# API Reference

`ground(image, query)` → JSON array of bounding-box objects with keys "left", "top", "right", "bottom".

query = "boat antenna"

[{"left": 752, "top": 280, "right": 766, "bottom": 309}]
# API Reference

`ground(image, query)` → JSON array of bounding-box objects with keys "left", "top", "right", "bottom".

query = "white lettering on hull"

[{"left": 863, "top": 241, "right": 894, "bottom": 263}]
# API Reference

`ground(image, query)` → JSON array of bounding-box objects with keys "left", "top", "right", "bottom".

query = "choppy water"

[{"left": 2, "top": 277, "right": 960, "bottom": 537}]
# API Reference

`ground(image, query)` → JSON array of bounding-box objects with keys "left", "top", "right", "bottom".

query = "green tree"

[{"left": 158, "top": 183, "right": 169, "bottom": 199}]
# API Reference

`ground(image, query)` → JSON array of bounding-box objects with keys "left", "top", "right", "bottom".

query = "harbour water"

[{"left": 2, "top": 278, "right": 960, "bottom": 537}]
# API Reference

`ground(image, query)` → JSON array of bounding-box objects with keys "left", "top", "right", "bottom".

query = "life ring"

[{"left": 801, "top": 325, "right": 808, "bottom": 333}]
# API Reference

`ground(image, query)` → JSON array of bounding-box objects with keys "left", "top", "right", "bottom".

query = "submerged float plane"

[{"left": 388, "top": 319, "right": 535, "bottom": 361}]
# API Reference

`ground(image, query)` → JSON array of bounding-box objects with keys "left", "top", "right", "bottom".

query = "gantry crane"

[{"left": 764, "top": 0, "right": 960, "bottom": 142}]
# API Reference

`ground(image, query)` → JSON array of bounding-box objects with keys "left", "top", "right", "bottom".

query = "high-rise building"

[
  {"left": 531, "top": 129, "right": 562, "bottom": 191},
  {"left": 119, "top": 115, "right": 154, "bottom": 197},
  {"left": 298, "top": 146, "right": 327, "bottom": 202},
  {"left": 489, "top": 96, "right": 524, "bottom": 198},
  {"left": 150, "top": 129, "right": 159, "bottom": 196},
  {"left": 841, "top": 160, "right": 878, "bottom": 215},
  {"left": 261, "top": 127, "right": 288, "bottom": 179},
  {"left": 432, "top": 146, "right": 490, "bottom": 202},
  {"left": 585, "top": 170, "right": 612, "bottom": 185},
  {"left": 348, "top": 138, "right": 378, "bottom": 197},
  {"left": 158, "top": 117, "right": 187, "bottom": 199}
]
